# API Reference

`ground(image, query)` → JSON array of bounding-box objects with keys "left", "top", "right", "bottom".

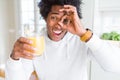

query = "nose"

[
  {"left": 55, "top": 23, "right": 62, "bottom": 30},
  {"left": 57, "top": 19, "right": 64, "bottom": 28}
]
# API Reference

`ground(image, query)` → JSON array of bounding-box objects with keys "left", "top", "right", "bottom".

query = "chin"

[{"left": 52, "top": 38, "right": 62, "bottom": 42}]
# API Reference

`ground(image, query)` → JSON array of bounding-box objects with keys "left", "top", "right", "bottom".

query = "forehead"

[
  {"left": 51, "top": 5, "right": 63, "bottom": 11},
  {"left": 49, "top": 5, "right": 64, "bottom": 15}
]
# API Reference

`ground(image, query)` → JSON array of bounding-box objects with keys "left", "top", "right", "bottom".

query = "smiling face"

[{"left": 46, "top": 5, "right": 67, "bottom": 41}]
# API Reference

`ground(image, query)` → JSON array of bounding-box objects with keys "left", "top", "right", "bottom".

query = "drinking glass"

[{"left": 23, "top": 24, "right": 45, "bottom": 56}]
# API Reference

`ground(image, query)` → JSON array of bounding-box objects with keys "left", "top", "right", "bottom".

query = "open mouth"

[
  {"left": 53, "top": 30, "right": 62, "bottom": 36},
  {"left": 51, "top": 29, "right": 66, "bottom": 41}
]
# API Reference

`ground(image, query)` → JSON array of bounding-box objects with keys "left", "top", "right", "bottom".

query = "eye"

[
  {"left": 50, "top": 16, "right": 57, "bottom": 20},
  {"left": 63, "top": 18, "right": 72, "bottom": 25},
  {"left": 63, "top": 18, "right": 69, "bottom": 24}
]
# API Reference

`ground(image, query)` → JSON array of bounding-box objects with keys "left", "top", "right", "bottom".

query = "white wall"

[
  {"left": 82, "top": 0, "right": 94, "bottom": 30},
  {"left": 0, "top": 0, "right": 16, "bottom": 65},
  {"left": 99, "top": 0, "right": 120, "bottom": 11},
  {"left": 0, "top": 0, "right": 9, "bottom": 64}
]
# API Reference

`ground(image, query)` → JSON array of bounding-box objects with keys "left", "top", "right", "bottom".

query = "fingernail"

[
  {"left": 29, "top": 40, "right": 33, "bottom": 44},
  {"left": 33, "top": 48, "right": 37, "bottom": 51},
  {"left": 59, "top": 9, "right": 63, "bottom": 11}
]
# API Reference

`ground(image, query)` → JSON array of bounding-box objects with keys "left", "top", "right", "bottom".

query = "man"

[{"left": 5, "top": 0, "right": 120, "bottom": 80}]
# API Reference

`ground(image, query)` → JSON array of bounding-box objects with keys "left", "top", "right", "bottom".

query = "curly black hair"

[{"left": 38, "top": 0, "right": 82, "bottom": 19}]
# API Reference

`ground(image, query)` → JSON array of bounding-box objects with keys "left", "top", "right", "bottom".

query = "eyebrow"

[
  {"left": 50, "top": 12, "right": 59, "bottom": 15},
  {"left": 50, "top": 11, "right": 64, "bottom": 15}
]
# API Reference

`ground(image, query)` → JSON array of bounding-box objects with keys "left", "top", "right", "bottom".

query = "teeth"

[{"left": 53, "top": 30, "right": 62, "bottom": 34}]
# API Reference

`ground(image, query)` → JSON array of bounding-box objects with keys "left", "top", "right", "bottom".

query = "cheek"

[
  {"left": 47, "top": 18, "right": 57, "bottom": 26},
  {"left": 47, "top": 24, "right": 53, "bottom": 37},
  {"left": 47, "top": 21, "right": 54, "bottom": 27},
  {"left": 47, "top": 26, "right": 52, "bottom": 37},
  {"left": 47, "top": 24, "right": 51, "bottom": 32}
]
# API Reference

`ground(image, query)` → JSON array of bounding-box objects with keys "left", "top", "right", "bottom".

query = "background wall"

[{"left": 0, "top": 0, "right": 16, "bottom": 66}]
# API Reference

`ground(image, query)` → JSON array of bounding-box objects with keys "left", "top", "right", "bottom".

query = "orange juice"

[{"left": 29, "top": 36, "right": 45, "bottom": 56}]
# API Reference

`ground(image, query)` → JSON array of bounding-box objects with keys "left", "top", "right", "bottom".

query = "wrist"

[
  {"left": 80, "top": 28, "right": 93, "bottom": 42},
  {"left": 78, "top": 29, "right": 87, "bottom": 37},
  {"left": 10, "top": 53, "right": 19, "bottom": 60}
]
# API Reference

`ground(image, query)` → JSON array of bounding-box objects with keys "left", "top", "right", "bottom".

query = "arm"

[
  {"left": 5, "top": 37, "right": 35, "bottom": 80},
  {"left": 86, "top": 34, "right": 120, "bottom": 73},
  {"left": 5, "top": 58, "right": 34, "bottom": 80}
]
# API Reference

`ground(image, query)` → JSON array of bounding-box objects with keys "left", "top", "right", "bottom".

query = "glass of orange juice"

[
  {"left": 23, "top": 24, "right": 45, "bottom": 56},
  {"left": 28, "top": 34, "right": 45, "bottom": 56}
]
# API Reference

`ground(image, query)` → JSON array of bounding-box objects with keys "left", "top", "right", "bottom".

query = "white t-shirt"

[{"left": 5, "top": 32, "right": 120, "bottom": 80}]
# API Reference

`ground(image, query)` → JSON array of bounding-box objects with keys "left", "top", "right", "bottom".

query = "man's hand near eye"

[{"left": 59, "top": 5, "right": 86, "bottom": 37}]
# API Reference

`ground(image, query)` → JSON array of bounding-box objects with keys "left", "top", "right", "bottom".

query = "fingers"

[
  {"left": 11, "top": 37, "right": 36, "bottom": 60},
  {"left": 58, "top": 5, "right": 77, "bottom": 27},
  {"left": 11, "top": 49, "right": 34, "bottom": 60},
  {"left": 59, "top": 5, "right": 77, "bottom": 15},
  {"left": 15, "top": 37, "right": 36, "bottom": 53},
  {"left": 19, "top": 43, "right": 36, "bottom": 52},
  {"left": 18, "top": 37, "right": 33, "bottom": 44},
  {"left": 19, "top": 50, "right": 33, "bottom": 59},
  {"left": 58, "top": 14, "right": 71, "bottom": 29}
]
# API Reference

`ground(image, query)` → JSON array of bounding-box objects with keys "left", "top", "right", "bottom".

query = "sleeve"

[
  {"left": 86, "top": 34, "right": 120, "bottom": 73},
  {"left": 5, "top": 57, "right": 34, "bottom": 80}
]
